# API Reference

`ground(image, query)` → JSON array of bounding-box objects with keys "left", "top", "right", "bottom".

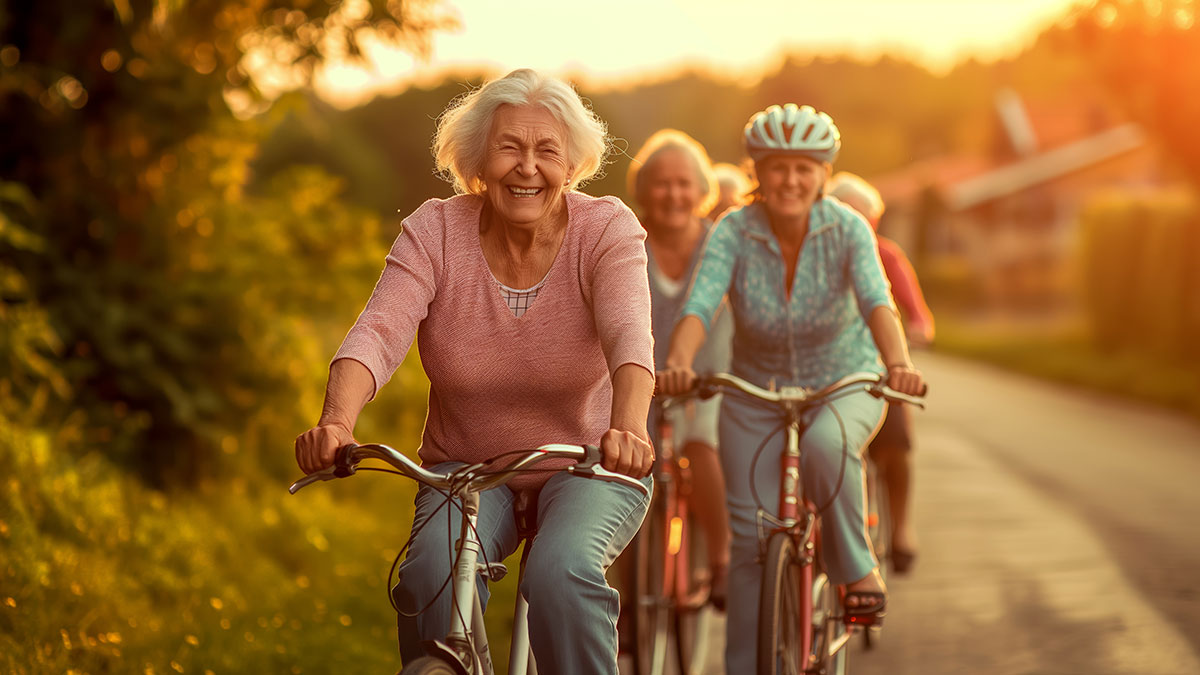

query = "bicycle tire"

[
  {"left": 759, "top": 532, "right": 850, "bottom": 675},
  {"left": 399, "top": 655, "right": 459, "bottom": 674},
  {"left": 672, "top": 496, "right": 709, "bottom": 675},
  {"left": 757, "top": 532, "right": 807, "bottom": 675},
  {"left": 630, "top": 489, "right": 671, "bottom": 675}
]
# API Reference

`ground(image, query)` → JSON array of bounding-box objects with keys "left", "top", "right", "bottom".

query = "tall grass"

[{"left": 0, "top": 377, "right": 527, "bottom": 674}]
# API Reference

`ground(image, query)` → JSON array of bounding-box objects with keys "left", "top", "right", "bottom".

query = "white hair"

[
  {"left": 712, "top": 162, "right": 751, "bottom": 196},
  {"left": 827, "top": 171, "right": 885, "bottom": 223},
  {"left": 433, "top": 69, "right": 609, "bottom": 195}
]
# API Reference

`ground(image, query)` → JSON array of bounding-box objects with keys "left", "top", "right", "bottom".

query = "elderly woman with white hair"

[
  {"left": 294, "top": 68, "right": 655, "bottom": 673},
  {"left": 627, "top": 129, "right": 733, "bottom": 607}
]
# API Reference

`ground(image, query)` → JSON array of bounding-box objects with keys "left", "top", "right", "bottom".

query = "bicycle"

[
  {"left": 627, "top": 396, "right": 713, "bottom": 675},
  {"left": 289, "top": 442, "right": 650, "bottom": 674},
  {"left": 688, "top": 371, "right": 924, "bottom": 675}
]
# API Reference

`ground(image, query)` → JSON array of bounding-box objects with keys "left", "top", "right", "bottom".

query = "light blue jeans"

[
  {"left": 392, "top": 462, "right": 651, "bottom": 674},
  {"left": 719, "top": 390, "right": 886, "bottom": 674}
]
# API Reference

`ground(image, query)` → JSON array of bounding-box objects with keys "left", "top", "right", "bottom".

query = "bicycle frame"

[
  {"left": 695, "top": 371, "right": 925, "bottom": 674},
  {"left": 744, "top": 388, "right": 830, "bottom": 670},
  {"left": 289, "top": 442, "right": 648, "bottom": 675},
  {"left": 653, "top": 397, "right": 711, "bottom": 612}
]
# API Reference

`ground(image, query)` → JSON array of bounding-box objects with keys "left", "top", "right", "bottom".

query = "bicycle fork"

[{"left": 429, "top": 490, "right": 496, "bottom": 675}]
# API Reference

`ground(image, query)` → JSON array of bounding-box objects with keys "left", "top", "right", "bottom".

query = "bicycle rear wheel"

[{"left": 630, "top": 490, "right": 671, "bottom": 675}]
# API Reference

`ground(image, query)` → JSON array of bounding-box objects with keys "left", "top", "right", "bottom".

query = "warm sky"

[{"left": 314, "top": 0, "right": 1085, "bottom": 107}]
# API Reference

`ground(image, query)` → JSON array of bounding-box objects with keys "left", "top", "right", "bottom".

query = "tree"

[
  {"left": 0, "top": 0, "right": 453, "bottom": 484},
  {"left": 1059, "top": 0, "right": 1200, "bottom": 184}
]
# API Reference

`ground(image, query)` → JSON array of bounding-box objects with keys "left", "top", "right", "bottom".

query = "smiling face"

[
  {"left": 482, "top": 104, "right": 573, "bottom": 231},
  {"left": 640, "top": 148, "right": 704, "bottom": 233},
  {"left": 755, "top": 155, "right": 830, "bottom": 221}
]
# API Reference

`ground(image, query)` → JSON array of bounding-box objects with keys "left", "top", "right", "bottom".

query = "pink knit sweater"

[{"left": 333, "top": 191, "right": 655, "bottom": 490}]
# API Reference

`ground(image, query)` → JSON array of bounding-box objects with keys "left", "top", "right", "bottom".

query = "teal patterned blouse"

[{"left": 680, "top": 197, "right": 895, "bottom": 390}]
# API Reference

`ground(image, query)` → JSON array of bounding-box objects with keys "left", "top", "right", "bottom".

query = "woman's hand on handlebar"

[
  {"left": 600, "top": 428, "right": 655, "bottom": 478},
  {"left": 295, "top": 422, "right": 356, "bottom": 475},
  {"left": 885, "top": 364, "right": 926, "bottom": 397},
  {"left": 656, "top": 365, "right": 697, "bottom": 396}
]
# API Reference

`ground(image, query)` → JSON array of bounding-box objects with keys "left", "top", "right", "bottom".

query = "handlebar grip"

[{"left": 333, "top": 444, "right": 359, "bottom": 477}]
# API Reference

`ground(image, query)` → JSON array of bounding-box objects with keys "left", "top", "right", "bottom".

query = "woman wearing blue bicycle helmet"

[{"left": 657, "top": 104, "right": 926, "bottom": 672}]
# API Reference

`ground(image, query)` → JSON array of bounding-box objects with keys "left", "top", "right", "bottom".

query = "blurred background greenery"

[{"left": 2, "top": 1, "right": 1198, "bottom": 673}]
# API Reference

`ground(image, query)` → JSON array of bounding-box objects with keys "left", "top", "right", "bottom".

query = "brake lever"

[
  {"left": 868, "top": 382, "right": 927, "bottom": 409},
  {"left": 567, "top": 444, "right": 650, "bottom": 497},
  {"left": 289, "top": 444, "right": 361, "bottom": 494},
  {"left": 695, "top": 381, "right": 720, "bottom": 401},
  {"left": 289, "top": 465, "right": 341, "bottom": 494}
]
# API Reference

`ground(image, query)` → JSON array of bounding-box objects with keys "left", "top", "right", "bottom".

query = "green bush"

[
  {"left": 0, "top": 412, "right": 412, "bottom": 674},
  {"left": 1078, "top": 191, "right": 1199, "bottom": 359}
]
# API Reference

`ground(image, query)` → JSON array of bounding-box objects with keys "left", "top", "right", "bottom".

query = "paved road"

[{"left": 685, "top": 351, "right": 1200, "bottom": 675}]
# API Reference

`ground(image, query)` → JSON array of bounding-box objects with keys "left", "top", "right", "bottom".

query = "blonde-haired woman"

[
  {"left": 295, "top": 69, "right": 655, "bottom": 673},
  {"left": 628, "top": 129, "right": 733, "bottom": 608}
]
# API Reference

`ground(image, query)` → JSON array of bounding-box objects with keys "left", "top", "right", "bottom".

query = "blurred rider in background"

[
  {"left": 828, "top": 171, "right": 935, "bottom": 574},
  {"left": 707, "top": 161, "right": 753, "bottom": 222},
  {"left": 628, "top": 129, "right": 734, "bottom": 608}
]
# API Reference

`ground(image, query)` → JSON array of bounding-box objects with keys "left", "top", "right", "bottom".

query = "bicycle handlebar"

[
  {"left": 288, "top": 443, "right": 650, "bottom": 497},
  {"left": 682, "top": 371, "right": 926, "bottom": 409}
]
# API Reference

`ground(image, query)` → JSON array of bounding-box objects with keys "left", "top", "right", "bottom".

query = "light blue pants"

[
  {"left": 392, "top": 462, "right": 651, "bottom": 674},
  {"left": 719, "top": 391, "right": 886, "bottom": 674}
]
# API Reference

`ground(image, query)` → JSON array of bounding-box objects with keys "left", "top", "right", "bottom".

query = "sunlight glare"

[{"left": 312, "top": 0, "right": 1084, "bottom": 106}]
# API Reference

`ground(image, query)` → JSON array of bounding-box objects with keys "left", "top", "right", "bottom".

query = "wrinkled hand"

[
  {"left": 885, "top": 364, "right": 926, "bottom": 398},
  {"left": 600, "top": 428, "right": 654, "bottom": 478},
  {"left": 655, "top": 366, "right": 697, "bottom": 396},
  {"left": 295, "top": 423, "right": 356, "bottom": 475}
]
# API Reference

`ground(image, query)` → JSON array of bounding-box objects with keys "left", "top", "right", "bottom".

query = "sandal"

[{"left": 843, "top": 590, "right": 887, "bottom": 627}]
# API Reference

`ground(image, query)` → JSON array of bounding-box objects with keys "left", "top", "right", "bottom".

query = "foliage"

[
  {"left": 252, "top": 86, "right": 459, "bottom": 215},
  {"left": 0, "top": 408, "right": 417, "bottom": 674},
  {"left": 0, "top": 184, "right": 70, "bottom": 425},
  {"left": 0, "top": 0, "right": 451, "bottom": 484},
  {"left": 1058, "top": 0, "right": 1200, "bottom": 185},
  {"left": 1078, "top": 190, "right": 1200, "bottom": 358}
]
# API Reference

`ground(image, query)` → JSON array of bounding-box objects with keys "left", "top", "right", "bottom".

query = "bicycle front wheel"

[
  {"left": 757, "top": 532, "right": 810, "bottom": 675},
  {"left": 672, "top": 496, "right": 710, "bottom": 675},
  {"left": 630, "top": 490, "right": 671, "bottom": 675}
]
